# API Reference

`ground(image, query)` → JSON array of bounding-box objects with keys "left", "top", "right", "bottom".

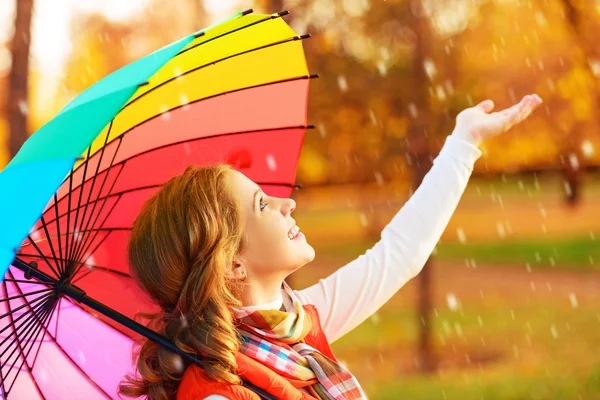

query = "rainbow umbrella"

[{"left": 0, "top": 9, "right": 314, "bottom": 399}]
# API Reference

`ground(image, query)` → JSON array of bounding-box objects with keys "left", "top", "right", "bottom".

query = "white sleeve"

[
  {"left": 295, "top": 134, "right": 482, "bottom": 343},
  {"left": 204, "top": 396, "right": 230, "bottom": 400}
]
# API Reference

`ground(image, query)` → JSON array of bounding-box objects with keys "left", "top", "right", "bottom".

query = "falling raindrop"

[
  {"left": 180, "top": 314, "right": 188, "bottom": 328},
  {"left": 530, "top": 281, "right": 536, "bottom": 291},
  {"left": 590, "top": 231, "right": 596, "bottom": 240},
  {"left": 582, "top": 140, "right": 595, "bottom": 157},
  {"left": 546, "top": 282, "right": 552, "bottom": 292},
  {"left": 535, "top": 252, "right": 542, "bottom": 262},
  {"left": 160, "top": 105, "right": 170, "bottom": 120},
  {"left": 374, "top": 172, "right": 384, "bottom": 186},
  {"left": 569, "top": 293, "right": 578, "bottom": 308},
  {"left": 19, "top": 100, "right": 28, "bottom": 116},
  {"left": 513, "top": 344, "right": 519, "bottom": 359},
  {"left": 408, "top": 103, "right": 418, "bottom": 118},
  {"left": 526, "top": 263, "right": 532, "bottom": 272},
  {"left": 454, "top": 322, "right": 463, "bottom": 337},
  {"left": 423, "top": 58, "right": 437, "bottom": 80},
  {"left": 446, "top": 293, "right": 459, "bottom": 311},
  {"left": 550, "top": 325, "right": 558, "bottom": 338},
  {"left": 456, "top": 227, "right": 467, "bottom": 244},
  {"left": 317, "top": 123, "right": 327, "bottom": 138},
  {"left": 337, "top": 75, "right": 348, "bottom": 92},
  {"left": 376, "top": 60, "right": 387, "bottom": 76},
  {"left": 510, "top": 310, "right": 516, "bottom": 320},
  {"left": 496, "top": 222, "right": 506, "bottom": 238},
  {"left": 435, "top": 85, "right": 446, "bottom": 101},
  {"left": 371, "top": 312, "right": 380, "bottom": 325},
  {"left": 183, "top": 142, "right": 192, "bottom": 155},
  {"left": 359, "top": 213, "right": 368, "bottom": 227},
  {"left": 78, "top": 350, "right": 87, "bottom": 365},
  {"left": 568, "top": 153, "right": 579, "bottom": 170},
  {"left": 171, "top": 354, "right": 185, "bottom": 374},
  {"left": 266, "top": 155, "right": 277, "bottom": 172},
  {"left": 179, "top": 93, "right": 189, "bottom": 109}
]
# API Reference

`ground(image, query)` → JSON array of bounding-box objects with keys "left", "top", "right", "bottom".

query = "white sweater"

[{"left": 204, "top": 134, "right": 482, "bottom": 399}]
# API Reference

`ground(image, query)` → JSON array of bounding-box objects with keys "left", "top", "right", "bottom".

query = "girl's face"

[{"left": 228, "top": 170, "right": 315, "bottom": 280}]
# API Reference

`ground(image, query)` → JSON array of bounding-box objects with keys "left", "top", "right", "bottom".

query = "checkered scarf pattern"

[{"left": 234, "top": 282, "right": 367, "bottom": 399}]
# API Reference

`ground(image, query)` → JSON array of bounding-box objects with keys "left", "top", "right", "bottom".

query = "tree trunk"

[
  {"left": 408, "top": 0, "right": 437, "bottom": 374},
  {"left": 7, "top": 0, "right": 33, "bottom": 158},
  {"left": 556, "top": 0, "right": 597, "bottom": 207}
]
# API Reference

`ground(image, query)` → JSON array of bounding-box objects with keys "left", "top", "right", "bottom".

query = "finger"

[
  {"left": 505, "top": 95, "right": 542, "bottom": 129},
  {"left": 475, "top": 99, "right": 495, "bottom": 113},
  {"left": 490, "top": 95, "right": 529, "bottom": 119}
]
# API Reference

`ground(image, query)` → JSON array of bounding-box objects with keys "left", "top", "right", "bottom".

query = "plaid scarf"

[{"left": 234, "top": 282, "right": 367, "bottom": 400}]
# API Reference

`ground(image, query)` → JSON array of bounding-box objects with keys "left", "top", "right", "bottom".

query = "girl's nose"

[{"left": 282, "top": 198, "right": 296, "bottom": 216}]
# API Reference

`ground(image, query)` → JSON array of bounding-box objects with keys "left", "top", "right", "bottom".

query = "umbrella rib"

[
  {"left": 0, "top": 290, "right": 55, "bottom": 321},
  {"left": 1, "top": 275, "right": 112, "bottom": 400},
  {"left": 69, "top": 146, "right": 124, "bottom": 272},
  {"left": 124, "top": 13, "right": 298, "bottom": 110},
  {"left": 51, "top": 193, "right": 66, "bottom": 278},
  {"left": 67, "top": 128, "right": 121, "bottom": 274},
  {"left": 57, "top": 122, "right": 314, "bottom": 208},
  {"left": 70, "top": 228, "right": 118, "bottom": 282},
  {"left": 0, "top": 294, "right": 50, "bottom": 338},
  {"left": 3, "top": 300, "right": 55, "bottom": 397},
  {"left": 25, "top": 235, "right": 61, "bottom": 279},
  {"left": 174, "top": 12, "right": 276, "bottom": 58},
  {"left": 71, "top": 192, "right": 123, "bottom": 275},
  {"left": 0, "top": 279, "right": 53, "bottom": 372},
  {"left": 1, "top": 272, "right": 55, "bottom": 395},
  {"left": 67, "top": 73, "right": 317, "bottom": 180},
  {"left": 67, "top": 121, "right": 114, "bottom": 266},
  {"left": 44, "top": 177, "right": 300, "bottom": 235},
  {"left": 65, "top": 141, "right": 94, "bottom": 269},
  {"left": 38, "top": 215, "right": 62, "bottom": 279}
]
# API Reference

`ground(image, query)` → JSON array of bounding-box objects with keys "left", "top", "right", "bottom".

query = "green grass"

[
  {"left": 314, "top": 236, "right": 600, "bottom": 271},
  {"left": 435, "top": 237, "right": 600, "bottom": 270},
  {"left": 329, "top": 299, "right": 600, "bottom": 400}
]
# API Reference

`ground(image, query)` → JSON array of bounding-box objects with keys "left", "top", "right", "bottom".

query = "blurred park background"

[{"left": 2, "top": 0, "right": 600, "bottom": 399}]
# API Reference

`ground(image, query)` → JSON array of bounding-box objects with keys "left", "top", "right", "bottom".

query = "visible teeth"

[{"left": 288, "top": 225, "right": 300, "bottom": 240}]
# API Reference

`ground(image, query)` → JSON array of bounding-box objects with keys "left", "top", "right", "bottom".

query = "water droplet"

[
  {"left": 423, "top": 58, "right": 437, "bottom": 80},
  {"left": 78, "top": 350, "right": 87, "bottom": 364},
  {"left": 371, "top": 312, "right": 380, "bottom": 325},
  {"left": 337, "top": 75, "right": 348, "bottom": 92},
  {"left": 160, "top": 105, "right": 170, "bottom": 120},
  {"left": 582, "top": 140, "right": 595, "bottom": 157},
  {"left": 456, "top": 227, "right": 467, "bottom": 244},
  {"left": 376, "top": 60, "right": 387, "bottom": 76},
  {"left": 171, "top": 354, "right": 184, "bottom": 373},
  {"left": 454, "top": 322, "right": 463, "bottom": 337},
  {"left": 496, "top": 222, "right": 506, "bottom": 238},
  {"left": 359, "top": 213, "right": 368, "bottom": 227},
  {"left": 408, "top": 103, "right": 418, "bottom": 118},
  {"left": 569, "top": 293, "right": 578, "bottom": 308},
  {"left": 266, "top": 155, "right": 277, "bottom": 172},
  {"left": 568, "top": 153, "right": 579, "bottom": 170},
  {"left": 19, "top": 100, "right": 28, "bottom": 115},
  {"left": 446, "top": 293, "right": 459, "bottom": 311}
]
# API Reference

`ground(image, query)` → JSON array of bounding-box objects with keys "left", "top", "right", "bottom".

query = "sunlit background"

[{"left": 2, "top": 0, "right": 600, "bottom": 399}]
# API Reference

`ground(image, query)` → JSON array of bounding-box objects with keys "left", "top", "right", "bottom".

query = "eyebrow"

[{"left": 253, "top": 188, "right": 262, "bottom": 212}]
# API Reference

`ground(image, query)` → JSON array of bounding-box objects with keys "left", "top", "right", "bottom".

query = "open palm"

[{"left": 453, "top": 94, "right": 543, "bottom": 146}]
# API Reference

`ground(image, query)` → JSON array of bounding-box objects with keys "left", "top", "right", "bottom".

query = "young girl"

[{"left": 119, "top": 95, "right": 542, "bottom": 400}]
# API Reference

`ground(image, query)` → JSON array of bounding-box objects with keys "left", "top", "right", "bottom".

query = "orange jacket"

[{"left": 177, "top": 305, "right": 337, "bottom": 400}]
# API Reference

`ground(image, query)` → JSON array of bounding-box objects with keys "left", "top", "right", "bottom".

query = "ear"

[{"left": 226, "top": 256, "right": 247, "bottom": 281}]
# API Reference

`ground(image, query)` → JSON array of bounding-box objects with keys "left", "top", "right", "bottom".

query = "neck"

[{"left": 239, "top": 276, "right": 285, "bottom": 307}]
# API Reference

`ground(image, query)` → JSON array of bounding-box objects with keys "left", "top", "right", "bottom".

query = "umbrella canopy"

[{"left": 0, "top": 9, "right": 314, "bottom": 399}]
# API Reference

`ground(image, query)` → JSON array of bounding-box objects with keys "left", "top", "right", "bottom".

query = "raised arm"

[{"left": 295, "top": 95, "right": 543, "bottom": 343}]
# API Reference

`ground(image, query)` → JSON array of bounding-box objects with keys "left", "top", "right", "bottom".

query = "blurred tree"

[
  {"left": 6, "top": 0, "right": 33, "bottom": 158},
  {"left": 553, "top": 0, "right": 600, "bottom": 207},
  {"left": 406, "top": 0, "right": 437, "bottom": 374}
]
